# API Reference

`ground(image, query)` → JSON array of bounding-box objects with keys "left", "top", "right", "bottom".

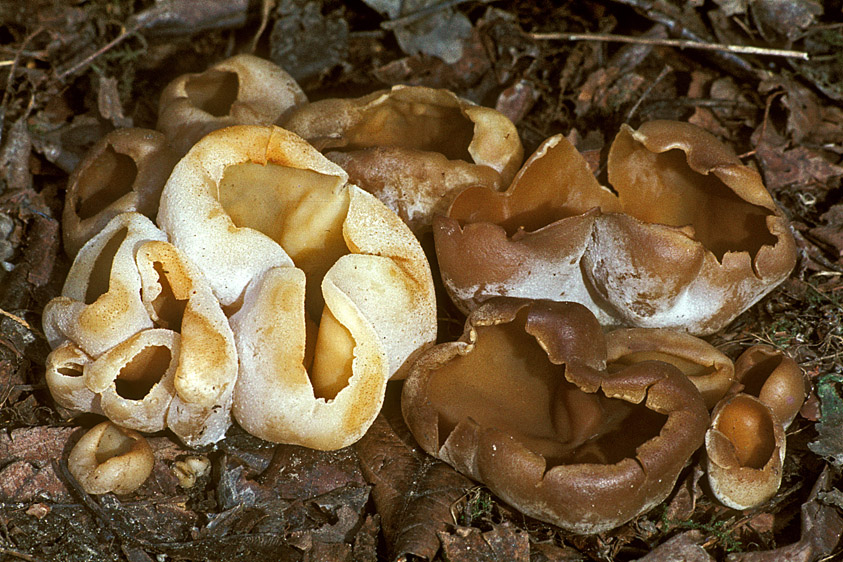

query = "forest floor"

[{"left": 1, "top": 0, "right": 842, "bottom": 560}]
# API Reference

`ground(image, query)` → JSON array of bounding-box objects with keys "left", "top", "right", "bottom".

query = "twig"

[
  {"left": 626, "top": 64, "right": 672, "bottom": 121},
  {"left": 0, "top": 546, "right": 42, "bottom": 562},
  {"left": 249, "top": 0, "right": 275, "bottom": 53},
  {"left": 0, "top": 307, "right": 39, "bottom": 335},
  {"left": 1, "top": 27, "right": 43, "bottom": 146},
  {"left": 609, "top": 0, "right": 756, "bottom": 78},
  {"left": 52, "top": 459, "right": 153, "bottom": 550},
  {"left": 738, "top": 89, "right": 785, "bottom": 159},
  {"left": 529, "top": 32, "right": 810, "bottom": 60},
  {"left": 56, "top": 24, "right": 141, "bottom": 81},
  {"left": 0, "top": 46, "right": 48, "bottom": 60}
]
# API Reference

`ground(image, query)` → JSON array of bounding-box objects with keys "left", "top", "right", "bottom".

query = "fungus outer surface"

[
  {"left": 435, "top": 121, "right": 797, "bottom": 335},
  {"left": 67, "top": 421, "right": 155, "bottom": 495}
]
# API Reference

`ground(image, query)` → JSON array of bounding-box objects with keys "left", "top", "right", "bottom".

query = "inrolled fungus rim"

[
  {"left": 62, "top": 127, "right": 178, "bottom": 258},
  {"left": 156, "top": 53, "right": 308, "bottom": 156},
  {"left": 705, "top": 392, "right": 786, "bottom": 510},
  {"left": 604, "top": 327, "right": 735, "bottom": 409},
  {"left": 732, "top": 344, "right": 806, "bottom": 428},
  {"left": 283, "top": 84, "right": 524, "bottom": 181},
  {"left": 402, "top": 298, "right": 709, "bottom": 534},
  {"left": 158, "top": 123, "right": 436, "bottom": 449},
  {"left": 282, "top": 85, "right": 524, "bottom": 232}
]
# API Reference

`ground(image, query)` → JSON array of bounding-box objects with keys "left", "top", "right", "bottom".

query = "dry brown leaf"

[
  {"left": 635, "top": 531, "right": 714, "bottom": 562},
  {"left": 755, "top": 144, "right": 843, "bottom": 192},
  {"left": 96, "top": 75, "right": 132, "bottom": 129},
  {"left": 0, "top": 426, "right": 75, "bottom": 503},
  {"left": 530, "top": 541, "right": 588, "bottom": 561},
  {"left": 438, "top": 523, "right": 530, "bottom": 562},
  {"left": 809, "top": 204, "right": 843, "bottom": 262},
  {"left": 725, "top": 467, "right": 843, "bottom": 561},
  {"left": 354, "top": 383, "right": 474, "bottom": 561},
  {"left": 0, "top": 116, "right": 33, "bottom": 192}
]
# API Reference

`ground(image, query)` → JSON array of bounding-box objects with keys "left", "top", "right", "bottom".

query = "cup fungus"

[
  {"left": 43, "top": 213, "right": 238, "bottom": 447},
  {"left": 282, "top": 85, "right": 524, "bottom": 232},
  {"left": 158, "top": 124, "right": 437, "bottom": 450},
  {"left": 157, "top": 54, "right": 307, "bottom": 156},
  {"left": 605, "top": 328, "right": 735, "bottom": 409},
  {"left": 705, "top": 393, "right": 785, "bottom": 510},
  {"left": 401, "top": 298, "right": 709, "bottom": 534},
  {"left": 703, "top": 345, "right": 803, "bottom": 510},
  {"left": 733, "top": 344, "right": 805, "bottom": 428},
  {"left": 45, "top": 341, "right": 99, "bottom": 415},
  {"left": 44, "top": 212, "right": 167, "bottom": 357},
  {"left": 435, "top": 121, "right": 797, "bottom": 335},
  {"left": 62, "top": 128, "right": 179, "bottom": 257},
  {"left": 67, "top": 421, "right": 155, "bottom": 495}
]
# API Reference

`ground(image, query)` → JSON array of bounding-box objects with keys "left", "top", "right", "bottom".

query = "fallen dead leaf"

[
  {"left": 97, "top": 75, "right": 133, "bottom": 129},
  {"left": 635, "top": 530, "right": 714, "bottom": 562},
  {"left": 725, "top": 467, "right": 843, "bottom": 561},
  {"left": 755, "top": 144, "right": 843, "bottom": 192},
  {"left": 809, "top": 204, "right": 843, "bottom": 263},
  {"left": 0, "top": 425, "right": 75, "bottom": 503},
  {"left": 354, "top": 383, "right": 474, "bottom": 561},
  {"left": 438, "top": 522, "right": 530, "bottom": 562}
]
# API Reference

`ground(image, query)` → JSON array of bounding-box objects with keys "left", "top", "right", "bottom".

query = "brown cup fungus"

[
  {"left": 705, "top": 393, "right": 785, "bottom": 510},
  {"left": 157, "top": 125, "right": 437, "bottom": 450},
  {"left": 67, "top": 421, "right": 155, "bottom": 495},
  {"left": 401, "top": 298, "right": 709, "bottom": 534},
  {"left": 733, "top": 344, "right": 805, "bottom": 428},
  {"left": 157, "top": 54, "right": 307, "bottom": 156},
  {"left": 703, "top": 345, "right": 803, "bottom": 510},
  {"left": 605, "top": 328, "right": 735, "bottom": 409},
  {"left": 283, "top": 85, "right": 523, "bottom": 232},
  {"left": 62, "top": 128, "right": 178, "bottom": 257},
  {"left": 43, "top": 213, "right": 238, "bottom": 447},
  {"left": 435, "top": 121, "right": 797, "bottom": 335}
]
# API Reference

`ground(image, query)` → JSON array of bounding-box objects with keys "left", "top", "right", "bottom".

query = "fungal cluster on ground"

[{"left": 44, "top": 53, "right": 805, "bottom": 534}]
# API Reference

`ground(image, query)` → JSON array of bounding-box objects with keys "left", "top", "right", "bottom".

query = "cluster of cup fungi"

[{"left": 44, "top": 54, "right": 805, "bottom": 535}]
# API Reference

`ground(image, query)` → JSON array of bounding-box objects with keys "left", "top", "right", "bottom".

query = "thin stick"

[
  {"left": 0, "top": 307, "right": 42, "bottom": 339},
  {"left": 0, "top": 547, "right": 42, "bottom": 562},
  {"left": 529, "top": 31, "right": 809, "bottom": 60},
  {"left": 626, "top": 64, "right": 672, "bottom": 121},
  {"left": 56, "top": 24, "right": 140, "bottom": 81}
]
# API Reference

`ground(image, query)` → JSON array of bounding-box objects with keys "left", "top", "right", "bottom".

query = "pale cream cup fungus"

[
  {"left": 84, "top": 328, "right": 179, "bottom": 433},
  {"left": 45, "top": 341, "right": 99, "bottom": 414},
  {"left": 62, "top": 128, "right": 178, "bottom": 257},
  {"left": 435, "top": 121, "right": 797, "bottom": 335},
  {"left": 43, "top": 212, "right": 166, "bottom": 357},
  {"left": 157, "top": 124, "right": 437, "bottom": 450},
  {"left": 67, "top": 421, "right": 155, "bottom": 495},
  {"left": 157, "top": 54, "right": 307, "bottom": 156},
  {"left": 283, "top": 85, "right": 524, "bottom": 232},
  {"left": 43, "top": 213, "right": 238, "bottom": 447},
  {"left": 402, "top": 298, "right": 709, "bottom": 534}
]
